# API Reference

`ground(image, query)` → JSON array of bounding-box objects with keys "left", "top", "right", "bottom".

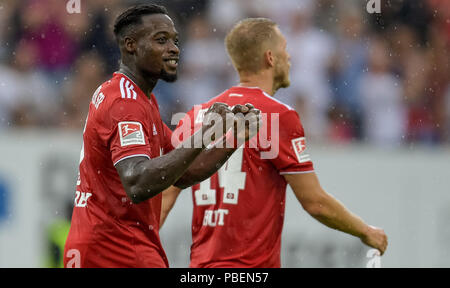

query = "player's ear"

[
  {"left": 264, "top": 50, "right": 274, "bottom": 68},
  {"left": 124, "top": 36, "right": 137, "bottom": 54}
]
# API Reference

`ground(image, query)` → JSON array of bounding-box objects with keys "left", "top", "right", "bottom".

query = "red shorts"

[{"left": 64, "top": 238, "right": 169, "bottom": 268}]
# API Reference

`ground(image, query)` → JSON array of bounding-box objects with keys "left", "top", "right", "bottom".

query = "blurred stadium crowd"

[{"left": 0, "top": 0, "right": 449, "bottom": 146}]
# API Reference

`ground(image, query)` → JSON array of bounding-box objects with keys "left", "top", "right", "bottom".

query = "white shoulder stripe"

[
  {"left": 120, "top": 77, "right": 137, "bottom": 100},
  {"left": 114, "top": 154, "right": 150, "bottom": 166},
  {"left": 119, "top": 77, "right": 126, "bottom": 99}
]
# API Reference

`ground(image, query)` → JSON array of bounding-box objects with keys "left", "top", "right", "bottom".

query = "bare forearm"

[
  {"left": 308, "top": 192, "right": 369, "bottom": 239},
  {"left": 286, "top": 173, "right": 387, "bottom": 253},
  {"left": 174, "top": 141, "right": 236, "bottom": 189},
  {"left": 123, "top": 148, "right": 202, "bottom": 203},
  {"left": 116, "top": 130, "right": 207, "bottom": 203},
  {"left": 160, "top": 186, "right": 182, "bottom": 228}
]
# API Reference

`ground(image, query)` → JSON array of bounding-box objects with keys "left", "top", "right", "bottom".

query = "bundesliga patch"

[
  {"left": 291, "top": 137, "right": 311, "bottom": 163},
  {"left": 118, "top": 121, "right": 146, "bottom": 146}
]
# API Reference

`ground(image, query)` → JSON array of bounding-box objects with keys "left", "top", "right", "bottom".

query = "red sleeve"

[
  {"left": 101, "top": 98, "right": 153, "bottom": 165},
  {"left": 268, "top": 110, "right": 314, "bottom": 174}
]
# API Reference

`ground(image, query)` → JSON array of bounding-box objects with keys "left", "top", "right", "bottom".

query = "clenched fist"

[
  {"left": 231, "top": 103, "right": 261, "bottom": 145},
  {"left": 361, "top": 225, "right": 388, "bottom": 255}
]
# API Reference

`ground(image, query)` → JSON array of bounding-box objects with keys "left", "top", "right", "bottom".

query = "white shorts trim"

[{"left": 113, "top": 154, "right": 151, "bottom": 166}]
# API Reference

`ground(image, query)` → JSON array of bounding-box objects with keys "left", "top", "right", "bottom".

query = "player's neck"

[
  {"left": 118, "top": 62, "right": 157, "bottom": 98},
  {"left": 238, "top": 71, "right": 274, "bottom": 96}
]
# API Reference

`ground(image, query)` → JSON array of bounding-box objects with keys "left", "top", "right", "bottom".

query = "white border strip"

[{"left": 113, "top": 154, "right": 151, "bottom": 166}]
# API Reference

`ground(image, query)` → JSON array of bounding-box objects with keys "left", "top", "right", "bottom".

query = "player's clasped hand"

[
  {"left": 361, "top": 225, "right": 388, "bottom": 256},
  {"left": 201, "top": 102, "right": 261, "bottom": 148},
  {"left": 232, "top": 103, "right": 261, "bottom": 144},
  {"left": 201, "top": 102, "right": 233, "bottom": 146}
]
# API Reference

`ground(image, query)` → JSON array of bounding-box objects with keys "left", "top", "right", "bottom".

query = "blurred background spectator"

[
  {"left": 0, "top": 0, "right": 448, "bottom": 147},
  {"left": 359, "top": 36, "right": 406, "bottom": 146}
]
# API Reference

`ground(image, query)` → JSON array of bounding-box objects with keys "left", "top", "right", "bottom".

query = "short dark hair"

[{"left": 113, "top": 4, "right": 169, "bottom": 42}]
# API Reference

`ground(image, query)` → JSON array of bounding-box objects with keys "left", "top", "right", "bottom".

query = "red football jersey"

[
  {"left": 174, "top": 86, "right": 314, "bottom": 268},
  {"left": 64, "top": 72, "right": 174, "bottom": 268}
]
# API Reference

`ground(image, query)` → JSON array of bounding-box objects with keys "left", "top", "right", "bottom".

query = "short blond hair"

[{"left": 225, "top": 18, "right": 279, "bottom": 73}]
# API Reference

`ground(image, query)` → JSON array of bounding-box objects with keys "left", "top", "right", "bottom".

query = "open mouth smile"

[{"left": 164, "top": 58, "right": 178, "bottom": 68}]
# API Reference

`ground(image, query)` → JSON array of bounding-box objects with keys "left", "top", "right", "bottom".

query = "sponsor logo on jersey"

[
  {"left": 118, "top": 121, "right": 146, "bottom": 146},
  {"left": 291, "top": 137, "right": 311, "bottom": 163}
]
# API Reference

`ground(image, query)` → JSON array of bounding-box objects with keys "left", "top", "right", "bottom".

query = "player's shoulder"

[
  {"left": 223, "top": 86, "right": 295, "bottom": 113},
  {"left": 87, "top": 73, "right": 149, "bottom": 131},
  {"left": 93, "top": 72, "right": 148, "bottom": 113},
  {"left": 204, "top": 88, "right": 231, "bottom": 107},
  {"left": 258, "top": 93, "right": 295, "bottom": 114},
  {"left": 99, "top": 72, "right": 141, "bottom": 101},
  {"left": 243, "top": 88, "right": 294, "bottom": 115}
]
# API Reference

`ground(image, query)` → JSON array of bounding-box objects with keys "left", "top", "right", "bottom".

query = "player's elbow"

[
  {"left": 304, "top": 202, "right": 326, "bottom": 218},
  {"left": 302, "top": 194, "right": 329, "bottom": 218},
  {"left": 128, "top": 192, "right": 143, "bottom": 204},
  {"left": 121, "top": 165, "right": 169, "bottom": 204},
  {"left": 125, "top": 185, "right": 145, "bottom": 204},
  {"left": 126, "top": 185, "right": 162, "bottom": 204},
  {"left": 174, "top": 171, "right": 201, "bottom": 189}
]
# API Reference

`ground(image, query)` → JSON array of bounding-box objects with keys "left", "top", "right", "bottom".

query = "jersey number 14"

[{"left": 195, "top": 148, "right": 246, "bottom": 206}]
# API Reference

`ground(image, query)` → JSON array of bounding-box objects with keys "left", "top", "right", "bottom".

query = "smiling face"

[{"left": 126, "top": 13, "right": 180, "bottom": 82}]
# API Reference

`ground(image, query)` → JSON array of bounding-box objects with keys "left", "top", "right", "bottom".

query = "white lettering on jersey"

[
  {"left": 118, "top": 121, "right": 146, "bottom": 146},
  {"left": 119, "top": 77, "right": 137, "bottom": 100},
  {"left": 74, "top": 191, "right": 92, "bottom": 207},
  {"left": 291, "top": 137, "right": 311, "bottom": 163},
  {"left": 202, "top": 209, "right": 229, "bottom": 227},
  {"left": 91, "top": 85, "right": 105, "bottom": 109},
  {"left": 76, "top": 115, "right": 88, "bottom": 186},
  {"left": 65, "top": 249, "right": 81, "bottom": 268},
  {"left": 153, "top": 124, "right": 158, "bottom": 135}
]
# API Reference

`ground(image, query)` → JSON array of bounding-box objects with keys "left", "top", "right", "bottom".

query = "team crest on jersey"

[
  {"left": 291, "top": 137, "right": 311, "bottom": 163},
  {"left": 118, "top": 121, "right": 145, "bottom": 146}
]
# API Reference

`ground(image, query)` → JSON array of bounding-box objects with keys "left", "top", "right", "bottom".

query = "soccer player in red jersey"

[
  {"left": 163, "top": 18, "right": 388, "bottom": 268},
  {"left": 63, "top": 5, "right": 260, "bottom": 268}
]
